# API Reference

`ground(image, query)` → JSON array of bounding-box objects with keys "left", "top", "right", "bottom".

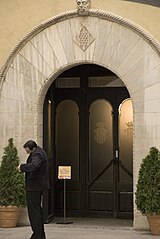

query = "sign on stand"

[
  {"left": 57, "top": 166, "right": 73, "bottom": 224},
  {"left": 58, "top": 166, "right": 71, "bottom": 180}
]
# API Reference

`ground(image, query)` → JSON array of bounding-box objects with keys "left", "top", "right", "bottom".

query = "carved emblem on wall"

[
  {"left": 76, "top": 0, "right": 90, "bottom": 15},
  {"left": 125, "top": 121, "right": 133, "bottom": 133},
  {"left": 74, "top": 24, "right": 95, "bottom": 51},
  {"left": 94, "top": 121, "right": 108, "bottom": 144}
]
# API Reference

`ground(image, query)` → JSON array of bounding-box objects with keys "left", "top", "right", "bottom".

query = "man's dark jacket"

[{"left": 20, "top": 147, "right": 50, "bottom": 191}]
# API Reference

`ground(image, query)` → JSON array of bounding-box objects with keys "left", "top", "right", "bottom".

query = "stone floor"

[{"left": 0, "top": 218, "right": 158, "bottom": 239}]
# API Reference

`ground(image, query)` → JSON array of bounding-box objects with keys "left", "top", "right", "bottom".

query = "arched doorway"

[
  {"left": 43, "top": 64, "right": 133, "bottom": 221},
  {"left": 0, "top": 10, "right": 160, "bottom": 228}
]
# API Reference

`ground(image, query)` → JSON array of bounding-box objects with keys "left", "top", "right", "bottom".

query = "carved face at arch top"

[{"left": 76, "top": 0, "right": 90, "bottom": 15}]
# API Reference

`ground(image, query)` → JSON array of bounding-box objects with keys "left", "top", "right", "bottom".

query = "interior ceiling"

[{"left": 122, "top": 0, "right": 160, "bottom": 7}]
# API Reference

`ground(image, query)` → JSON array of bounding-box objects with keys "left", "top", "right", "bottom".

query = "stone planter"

[
  {"left": 147, "top": 214, "right": 160, "bottom": 235},
  {"left": 0, "top": 206, "right": 21, "bottom": 228}
]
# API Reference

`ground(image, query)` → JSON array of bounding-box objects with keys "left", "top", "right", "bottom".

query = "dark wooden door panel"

[
  {"left": 89, "top": 191, "right": 114, "bottom": 211},
  {"left": 43, "top": 64, "right": 133, "bottom": 220}
]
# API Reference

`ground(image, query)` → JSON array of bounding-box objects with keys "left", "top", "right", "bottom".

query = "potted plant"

[
  {"left": 135, "top": 146, "right": 160, "bottom": 235},
  {"left": 0, "top": 138, "right": 26, "bottom": 228}
]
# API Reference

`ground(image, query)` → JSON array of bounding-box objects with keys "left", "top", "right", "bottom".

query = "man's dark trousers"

[{"left": 26, "top": 191, "right": 46, "bottom": 239}]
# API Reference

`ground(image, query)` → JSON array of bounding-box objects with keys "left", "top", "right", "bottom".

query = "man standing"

[{"left": 17, "top": 140, "right": 49, "bottom": 239}]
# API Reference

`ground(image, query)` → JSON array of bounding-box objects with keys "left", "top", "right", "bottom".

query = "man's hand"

[{"left": 16, "top": 165, "right": 21, "bottom": 172}]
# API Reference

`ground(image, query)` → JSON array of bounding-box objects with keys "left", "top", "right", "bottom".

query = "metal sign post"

[{"left": 57, "top": 166, "right": 73, "bottom": 224}]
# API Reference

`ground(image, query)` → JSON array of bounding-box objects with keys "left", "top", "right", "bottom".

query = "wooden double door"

[{"left": 43, "top": 65, "right": 133, "bottom": 221}]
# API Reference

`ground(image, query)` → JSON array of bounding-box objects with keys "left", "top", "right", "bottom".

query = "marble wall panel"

[
  {"left": 144, "top": 99, "right": 160, "bottom": 113},
  {"left": 31, "top": 31, "right": 55, "bottom": 71},
  {"left": 135, "top": 112, "right": 160, "bottom": 126},
  {"left": 122, "top": 50, "right": 160, "bottom": 84},
  {"left": 118, "top": 38, "right": 151, "bottom": 78},
  {"left": 93, "top": 19, "right": 112, "bottom": 63},
  {"left": 129, "top": 66, "right": 160, "bottom": 97},
  {"left": 19, "top": 41, "right": 52, "bottom": 79},
  {"left": 135, "top": 125, "right": 157, "bottom": 139},
  {"left": 144, "top": 82, "right": 160, "bottom": 101},
  {"left": 156, "top": 126, "right": 160, "bottom": 139},
  {"left": 45, "top": 25, "right": 68, "bottom": 66},
  {"left": 56, "top": 19, "right": 75, "bottom": 63},
  {"left": 109, "top": 28, "right": 141, "bottom": 71},
  {"left": 100, "top": 23, "right": 126, "bottom": 68}
]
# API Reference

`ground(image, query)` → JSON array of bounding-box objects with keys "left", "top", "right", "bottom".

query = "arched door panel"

[
  {"left": 87, "top": 100, "right": 114, "bottom": 216},
  {"left": 118, "top": 99, "right": 133, "bottom": 217},
  {"left": 43, "top": 64, "right": 133, "bottom": 220}
]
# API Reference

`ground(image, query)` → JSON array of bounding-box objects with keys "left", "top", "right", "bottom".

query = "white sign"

[{"left": 58, "top": 166, "right": 71, "bottom": 180}]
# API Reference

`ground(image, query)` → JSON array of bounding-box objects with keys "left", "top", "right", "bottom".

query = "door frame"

[{"left": 43, "top": 64, "right": 133, "bottom": 221}]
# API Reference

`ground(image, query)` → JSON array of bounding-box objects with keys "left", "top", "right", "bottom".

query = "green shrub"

[
  {"left": 0, "top": 138, "right": 26, "bottom": 207},
  {"left": 135, "top": 147, "right": 160, "bottom": 214}
]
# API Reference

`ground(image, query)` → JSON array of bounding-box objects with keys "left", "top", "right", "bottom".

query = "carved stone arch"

[
  {"left": 0, "top": 9, "right": 160, "bottom": 79},
  {"left": 0, "top": 10, "right": 160, "bottom": 229}
]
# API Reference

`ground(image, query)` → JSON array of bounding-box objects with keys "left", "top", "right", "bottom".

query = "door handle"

[{"left": 116, "top": 150, "right": 119, "bottom": 159}]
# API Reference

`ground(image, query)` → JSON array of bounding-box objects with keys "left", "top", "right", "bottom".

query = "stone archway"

[{"left": 0, "top": 10, "right": 160, "bottom": 229}]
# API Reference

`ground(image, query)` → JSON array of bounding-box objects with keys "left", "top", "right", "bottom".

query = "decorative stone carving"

[
  {"left": 74, "top": 24, "right": 95, "bottom": 51},
  {"left": 76, "top": 0, "right": 90, "bottom": 15},
  {"left": 1, "top": 9, "right": 160, "bottom": 79}
]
